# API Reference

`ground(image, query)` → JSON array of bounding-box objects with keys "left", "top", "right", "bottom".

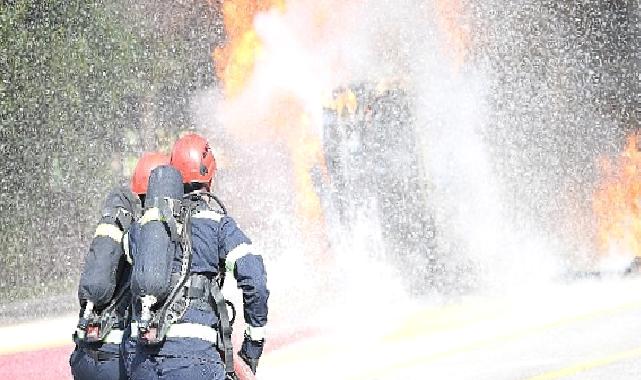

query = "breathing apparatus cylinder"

[
  {"left": 130, "top": 165, "right": 184, "bottom": 319},
  {"left": 78, "top": 187, "right": 138, "bottom": 308}
]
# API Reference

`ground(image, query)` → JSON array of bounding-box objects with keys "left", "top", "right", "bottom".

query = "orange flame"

[
  {"left": 593, "top": 133, "right": 641, "bottom": 259},
  {"left": 212, "top": 0, "right": 470, "bottom": 263},
  {"left": 213, "top": 0, "right": 285, "bottom": 97},
  {"left": 435, "top": 0, "right": 470, "bottom": 68},
  {"left": 213, "top": 0, "right": 329, "bottom": 260},
  {"left": 255, "top": 94, "right": 327, "bottom": 223}
]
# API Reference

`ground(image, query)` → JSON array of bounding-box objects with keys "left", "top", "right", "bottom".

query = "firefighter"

[
  {"left": 70, "top": 152, "right": 169, "bottom": 380},
  {"left": 130, "top": 152, "right": 172, "bottom": 208},
  {"left": 127, "top": 133, "right": 269, "bottom": 380}
]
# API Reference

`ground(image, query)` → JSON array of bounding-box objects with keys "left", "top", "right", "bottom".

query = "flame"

[
  {"left": 593, "top": 133, "right": 641, "bottom": 260},
  {"left": 254, "top": 94, "right": 327, "bottom": 223},
  {"left": 212, "top": 0, "right": 471, "bottom": 263},
  {"left": 213, "top": 0, "right": 285, "bottom": 97},
  {"left": 435, "top": 0, "right": 470, "bottom": 68},
  {"left": 213, "top": 0, "right": 330, "bottom": 261}
]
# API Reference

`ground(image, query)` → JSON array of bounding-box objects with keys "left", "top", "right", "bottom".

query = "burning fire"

[
  {"left": 213, "top": 0, "right": 329, "bottom": 251},
  {"left": 434, "top": 0, "right": 470, "bottom": 68},
  {"left": 211, "top": 0, "right": 471, "bottom": 260},
  {"left": 593, "top": 133, "right": 641, "bottom": 260},
  {"left": 213, "top": 0, "right": 285, "bottom": 97}
]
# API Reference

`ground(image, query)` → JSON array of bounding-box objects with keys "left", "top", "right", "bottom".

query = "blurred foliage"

[{"left": 0, "top": 0, "right": 221, "bottom": 302}]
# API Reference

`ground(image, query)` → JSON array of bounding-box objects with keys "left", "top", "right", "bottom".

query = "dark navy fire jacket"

[{"left": 127, "top": 198, "right": 269, "bottom": 343}]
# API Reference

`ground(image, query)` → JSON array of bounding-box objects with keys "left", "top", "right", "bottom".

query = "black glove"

[{"left": 238, "top": 335, "right": 264, "bottom": 374}]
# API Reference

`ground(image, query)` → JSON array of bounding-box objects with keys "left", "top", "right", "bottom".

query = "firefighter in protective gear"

[
  {"left": 70, "top": 153, "right": 168, "bottom": 380},
  {"left": 131, "top": 152, "right": 171, "bottom": 207},
  {"left": 127, "top": 133, "right": 269, "bottom": 380}
]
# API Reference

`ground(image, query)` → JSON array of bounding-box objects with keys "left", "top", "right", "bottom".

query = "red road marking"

[
  {"left": 265, "top": 327, "right": 320, "bottom": 352},
  {"left": 0, "top": 328, "right": 319, "bottom": 380},
  {"left": 0, "top": 345, "right": 74, "bottom": 380}
]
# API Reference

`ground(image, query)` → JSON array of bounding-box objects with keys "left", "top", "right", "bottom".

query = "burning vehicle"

[{"left": 320, "top": 83, "right": 442, "bottom": 292}]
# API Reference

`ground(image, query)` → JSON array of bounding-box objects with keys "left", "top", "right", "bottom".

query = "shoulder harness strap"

[
  {"left": 155, "top": 200, "right": 195, "bottom": 340},
  {"left": 210, "top": 279, "right": 236, "bottom": 377}
]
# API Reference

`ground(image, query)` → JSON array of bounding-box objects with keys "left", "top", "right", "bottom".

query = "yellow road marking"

[
  {"left": 384, "top": 298, "right": 506, "bottom": 342},
  {"left": 350, "top": 300, "right": 641, "bottom": 380},
  {"left": 0, "top": 316, "right": 75, "bottom": 356},
  {"left": 264, "top": 298, "right": 503, "bottom": 366},
  {"left": 525, "top": 346, "right": 641, "bottom": 380}
]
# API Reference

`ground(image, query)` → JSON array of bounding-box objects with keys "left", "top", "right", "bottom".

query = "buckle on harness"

[
  {"left": 138, "top": 295, "right": 165, "bottom": 345},
  {"left": 75, "top": 301, "right": 110, "bottom": 343},
  {"left": 143, "top": 326, "right": 159, "bottom": 343},
  {"left": 137, "top": 319, "right": 164, "bottom": 345},
  {"left": 86, "top": 324, "right": 101, "bottom": 342},
  {"left": 77, "top": 319, "right": 113, "bottom": 344}
]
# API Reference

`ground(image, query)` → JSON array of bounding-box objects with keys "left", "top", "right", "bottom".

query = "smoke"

[
  {"left": 359, "top": 0, "right": 566, "bottom": 291},
  {"left": 182, "top": 1, "right": 641, "bottom": 380},
  {"left": 193, "top": 0, "right": 638, "bottom": 330},
  {"left": 471, "top": 1, "right": 636, "bottom": 273},
  {"left": 199, "top": 0, "right": 426, "bottom": 325}
]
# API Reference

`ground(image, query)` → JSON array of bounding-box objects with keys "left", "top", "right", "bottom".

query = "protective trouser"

[
  {"left": 70, "top": 343, "right": 126, "bottom": 380},
  {"left": 128, "top": 337, "right": 225, "bottom": 380}
]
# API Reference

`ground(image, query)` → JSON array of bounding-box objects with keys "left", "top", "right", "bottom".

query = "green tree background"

[{"left": 0, "top": 0, "right": 222, "bottom": 306}]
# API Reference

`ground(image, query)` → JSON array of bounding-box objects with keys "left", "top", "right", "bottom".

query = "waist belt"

[
  {"left": 168, "top": 273, "right": 211, "bottom": 300},
  {"left": 186, "top": 274, "right": 212, "bottom": 299},
  {"left": 131, "top": 322, "right": 219, "bottom": 345},
  {"left": 84, "top": 348, "right": 120, "bottom": 362}
]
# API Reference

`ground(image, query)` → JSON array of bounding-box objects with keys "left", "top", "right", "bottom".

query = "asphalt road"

[
  {"left": 2, "top": 277, "right": 641, "bottom": 380},
  {"left": 260, "top": 277, "right": 641, "bottom": 380}
]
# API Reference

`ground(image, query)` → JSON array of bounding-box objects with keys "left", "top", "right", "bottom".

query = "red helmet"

[
  {"left": 131, "top": 152, "right": 170, "bottom": 195},
  {"left": 170, "top": 133, "right": 217, "bottom": 187}
]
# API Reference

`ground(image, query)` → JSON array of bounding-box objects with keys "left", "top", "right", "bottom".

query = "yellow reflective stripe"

[
  {"left": 140, "top": 207, "right": 161, "bottom": 225},
  {"left": 166, "top": 323, "right": 219, "bottom": 344},
  {"left": 193, "top": 210, "right": 223, "bottom": 222},
  {"left": 123, "top": 231, "right": 132, "bottom": 264},
  {"left": 245, "top": 324, "right": 266, "bottom": 341},
  {"left": 129, "top": 322, "right": 218, "bottom": 344},
  {"left": 94, "top": 224, "right": 123, "bottom": 242},
  {"left": 130, "top": 322, "right": 139, "bottom": 338},
  {"left": 226, "top": 243, "right": 254, "bottom": 272}
]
